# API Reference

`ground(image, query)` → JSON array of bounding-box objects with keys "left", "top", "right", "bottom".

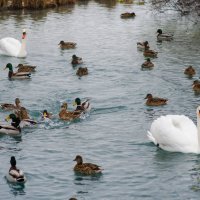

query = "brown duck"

[
  {"left": 73, "top": 155, "right": 103, "bottom": 175},
  {"left": 144, "top": 94, "right": 168, "bottom": 106},
  {"left": 121, "top": 12, "right": 136, "bottom": 18},
  {"left": 76, "top": 67, "right": 88, "bottom": 77},
  {"left": 192, "top": 80, "right": 200, "bottom": 92},
  {"left": 0, "top": 98, "right": 21, "bottom": 110},
  {"left": 141, "top": 58, "right": 154, "bottom": 68},
  {"left": 184, "top": 66, "right": 196, "bottom": 76},
  {"left": 58, "top": 41, "right": 76, "bottom": 49},
  {"left": 143, "top": 49, "right": 158, "bottom": 58},
  {"left": 16, "top": 64, "right": 36, "bottom": 73}
]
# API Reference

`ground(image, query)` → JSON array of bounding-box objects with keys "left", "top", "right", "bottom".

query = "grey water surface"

[{"left": 0, "top": 1, "right": 200, "bottom": 199}]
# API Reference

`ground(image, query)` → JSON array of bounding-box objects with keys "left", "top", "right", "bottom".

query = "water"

[{"left": 0, "top": 1, "right": 200, "bottom": 199}]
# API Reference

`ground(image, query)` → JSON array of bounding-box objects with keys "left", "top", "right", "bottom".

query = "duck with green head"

[{"left": 4, "top": 63, "right": 31, "bottom": 79}]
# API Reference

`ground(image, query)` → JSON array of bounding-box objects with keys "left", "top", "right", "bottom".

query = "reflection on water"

[{"left": 190, "top": 160, "right": 200, "bottom": 192}]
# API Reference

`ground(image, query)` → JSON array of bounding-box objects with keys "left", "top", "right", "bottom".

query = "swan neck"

[{"left": 18, "top": 36, "right": 27, "bottom": 57}]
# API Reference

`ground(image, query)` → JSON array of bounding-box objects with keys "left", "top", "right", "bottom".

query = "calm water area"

[{"left": 0, "top": 0, "right": 200, "bottom": 199}]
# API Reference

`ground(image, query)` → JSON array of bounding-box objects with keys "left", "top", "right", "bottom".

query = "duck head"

[
  {"left": 61, "top": 102, "right": 68, "bottom": 109},
  {"left": 73, "top": 155, "right": 83, "bottom": 164},
  {"left": 144, "top": 94, "right": 153, "bottom": 99},
  {"left": 15, "top": 98, "right": 21, "bottom": 106},
  {"left": 73, "top": 98, "right": 81, "bottom": 106},
  {"left": 58, "top": 41, "right": 64, "bottom": 45},
  {"left": 10, "top": 156, "right": 16, "bottom": 167},
  {"left": 157, "top": 29, "right": 162, "bottom": 34},
  {"left": 4, "top": 63, "right": 13, "bottom": 71}
]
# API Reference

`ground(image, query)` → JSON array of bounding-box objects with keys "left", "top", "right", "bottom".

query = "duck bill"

[
  {"left": 22, "top": 33, "right": 26, "bottom": 39},
  {"left": 73, "top": 101, "right": 77, "bottom": 106},
  {"left": 5, "top": 115, "right": 10, "bottom": 122}
]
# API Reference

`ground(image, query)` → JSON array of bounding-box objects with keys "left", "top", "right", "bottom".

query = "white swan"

[
  {"left": 147, "top": 106, "right": 200, "bottom": 153},
  {"left": 0, "top": 29, "right": 27, "bottom": 58}
]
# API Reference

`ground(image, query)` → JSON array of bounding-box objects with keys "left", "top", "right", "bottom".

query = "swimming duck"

[
  {"left": 69, "top": 198, "right": 77, "bottom": 200},
  {"left": 157, "top": 29, "right": 173, "bottom": 41},
  {"left": 6, "top": 156, "right": 26, "bottom": 183},
  {"left": 58, "top": 41, "right": 76, "bottom": 49},
  {"left": 120, "top": 12, "right": 136, "bottom": 18},
  {"left": 59, "top": 102, "right": 79, "bottom": 121},
  {"left": 0, "top": 98, "right": 21, "bottom": 111},
  {"left": 4, "top": 63, "right": 31, "bottom": 79},
  {"left": 192, "top": 80, "right": 200, "bottom": 93},
  {"left": 15, "top": 107, "right": 37, "bottom": 127},
  {"left": 0, "top": 113, "right": 21, "bottom": 135},
  {"left": 144, "top": 94, "right": 168, "bottom": 106},
  {"left": 71, "top": 55, "right": 83, "bottom": 65},
  {"left": 73, "top": 155, "right": 103, "bottom": 175},
  {"left": 141, "top": 58, "right": 154, "bottom": 68},
  {"left": 73, "top": 98, "right": 91, "bottom": 114},
  {"left": 184, "top": 66, "right": 196, "bottom": 76},
  {"left": 76, "top": 67, "right": 88, "bottom": 77},
  {"left": 143, "top": 49, "right": 158, "bottom": 58},
  {"left": 137, "top": 41, "right": 149, "bottom": 51},
  {"left": 16, "top": 64, "right": 36, "bottom": 73}
]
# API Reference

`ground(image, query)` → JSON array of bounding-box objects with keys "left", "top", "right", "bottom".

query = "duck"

[
  {"left": 15, "top": 107, "right": 37, "bottom": 127},
  {"left": 147, "top": 106, "right": 200, "bottom": 153},
  {"left": 143, "top": 49, "right": 158, "bottom": 58},
  {"left": 6, "top": 156, "right": 26, "bottom": 183},
  {"left": 59, "top": 102, "right": 79, "bottom": 121},
  {"left": 71, "top": 55, "right": 83, "bottom": 65},
  {"left": 157, "top": 29, "right": 173, "bottom": 41},
  {"left": 73, "top": 155, "right": 103, "bottom": 175},
  {"left": 0, "top": 29, "right": 27, "bottom": 58},
  {"left": 0, "top": 98, "right": 21, "bottom": 111},
  {"left": 76, "top": 67, "right": 88, "bottom": 77},
  {"left": 0, "top": 114, "right": 21, "bottom": 135},
  {"left": 16, "top": 64, "right": 37, "bottom": 73},
  {"left": 137, "top": 41, "right": 149, "bottom": 51},
  {"left": 42, "top": 110, "right": 52, "bottom": 119},
  {"left": 73, "top": 98, "right": 91, "bottom": 113},
  {"left": 184, "top": 66, "right": 196, "bottom": 76},
  {"left": 120, "top": 12, "right": 136, "bottom": 18},
  {"left": 192, "top": 80, "right": 200, "bottom": 93},
  {"left": 58, "top": 41, "right": 76, "bottom": 49},
  {"left": 141, "top": 58, "right": 154, "bottom": 68},
  {"left": 144, "top": 93, "right": 168, "bottom": 106},
  {"left": 4, "top": 63, "right": 31, "bottom": 79}
]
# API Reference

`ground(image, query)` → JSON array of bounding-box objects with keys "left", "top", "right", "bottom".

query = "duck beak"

[
  {"left": 73, "top": 101, "right": 77, "bottom": 106},
  {"left": 5, "top": 115, "right": 10, "bottom": 122},
  {"left": 43, "top": 113, "right": 47, "bottom": 118},
  {"left": 4, "top": 66, "right": 7, "bottom": 70},
  {"left": 73, "top": 158, "right": 76, "bottom": 161}
]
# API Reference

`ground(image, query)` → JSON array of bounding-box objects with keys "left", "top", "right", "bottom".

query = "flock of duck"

[
  {"left": 0, "top": 14, "right": 199, "bottom": 199},
  {"left": 0, "top": 29, "right": 101, "bottom": 197}
]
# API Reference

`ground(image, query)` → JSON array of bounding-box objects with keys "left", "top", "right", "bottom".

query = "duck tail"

[{"left": 147, "top": 131, "right": 157, "bottom": 145}]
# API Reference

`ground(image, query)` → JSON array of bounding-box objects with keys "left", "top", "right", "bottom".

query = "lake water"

[{"left": 0, "top": 1, "right": 200, "bottom": 199}]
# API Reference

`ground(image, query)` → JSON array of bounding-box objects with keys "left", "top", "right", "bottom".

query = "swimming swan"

[
  {"left": 147, "top": 106, "right": 200, "bottom": 153},
  {"left": 0, "top": 29, "right": 27, "bottom": 58}
]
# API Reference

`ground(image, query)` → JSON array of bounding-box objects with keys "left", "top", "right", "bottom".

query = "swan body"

[
  {"left": 0, "top": 30, "right": 27, "bottom": 58},
  {"left": 6, "top": 169, "right": 26, "bottom": 183},
  {"left": 147, "top": 106, "right": 200, "bottom": 153}
]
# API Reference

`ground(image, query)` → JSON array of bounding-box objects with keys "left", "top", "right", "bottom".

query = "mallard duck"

[
  {"left": 120, "top": 12, "right": 136, "bottom": 18},
  {"left": 73, "top": 155, "right": 103, "bottom": 175},
  {"left": 157, "top": 29, "right": 173, "bottom": 41},
  {"left": 73, "top": 98, "right": 91, "bottom": 113},
  {"left": 141, "top": 58, "right": 154, "bottom": 68},
  {"left": 58, "top": 41, "right": 76, "bottom": 49},
  {"left": 0, "top": 98, "right": 21, "bottom": 111},
  {"left": 71, "top": 55, "right": 83, "bottom": 65},
  {"left": 76, "top": 67, "right": 88, "bottom": 77},
  {"left": 4, "top": 63, "right": 31, "bottom": 79},
  {"left": 137, "top": 41, "right": 149, "bottom": 51},
  {"left": 6, "top": 156, "right": 26, "bottom": 183},
  {"left": 143, "top": 49, "right": 158, "bottom": 58},
  {"left": 16, "top": 64, "right": 36, "bottom": 73},
  {"left": 15, "top": 107, "right": 37, "bottom": 127},
  {"left": 144, "top": 93, "right": 168, "bottom": 106},
  {"left": 184, "top": 66, "right": 196, "bottom": 76},
  {"left": 192, "top": 80, "right": 200, "bottom": 92},
  {"left": 59, "top": 103, "right": 79, "bottom": 121}
]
